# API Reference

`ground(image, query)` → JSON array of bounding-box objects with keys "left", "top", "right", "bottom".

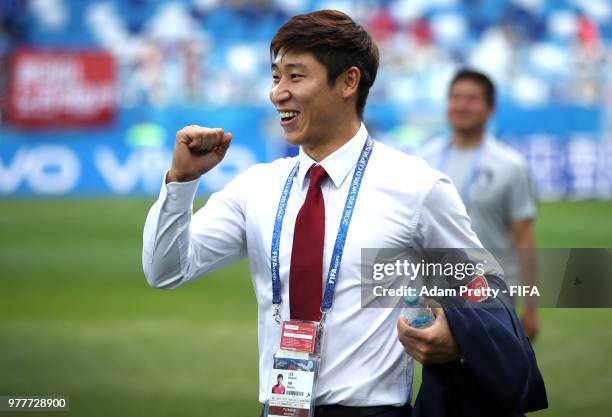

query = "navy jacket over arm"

[{"left": 412, "top": 275, "right": 548, "bottom": 417}]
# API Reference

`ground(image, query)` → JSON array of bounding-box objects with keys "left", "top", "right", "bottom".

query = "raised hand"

[{"left": 167, "top": 125, "right": 233, "bottom": 183}]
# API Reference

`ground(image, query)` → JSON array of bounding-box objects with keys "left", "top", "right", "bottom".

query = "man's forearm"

[
  {"left": 143, "top": 179, "right": 200, "bottom": 289},
  {"left": 512, "top": 220, "right": 538, "bottom": 308},
  {"left": 517, "top": 246, "right": 538, "bottom": 308}
]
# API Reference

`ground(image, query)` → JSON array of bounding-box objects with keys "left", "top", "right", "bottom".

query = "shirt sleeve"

[
  {"left": 414, "top": 175, "right": 483, "bottom": 250},
  {"left": 413, "top": 174, "right": 505, "bottom": 278},
  {"left": 508, "top": 161, "right": 537, "bottom": 221},
  {"left": 142, "top": 170, "right": 247, "bottom": 289}
]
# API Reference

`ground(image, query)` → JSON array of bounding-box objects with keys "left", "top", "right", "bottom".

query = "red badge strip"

[
  {"left": 280, "top": 321, "right": 318, "bottom": 353},
  {"left": 268, "top": 406, "right": 310, "bottom": 417}
]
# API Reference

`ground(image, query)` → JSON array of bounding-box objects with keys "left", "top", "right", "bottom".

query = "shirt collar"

[
  {"left": 447, "top": 133, "right": 492, "bottom": 151},
  {"left": 296, "top": 123, "right": 369, "bottom": 189}
]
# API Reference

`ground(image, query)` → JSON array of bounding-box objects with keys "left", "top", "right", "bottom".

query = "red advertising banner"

[{"left": 6, "top": 49, "right": 116, "bottom": 128}]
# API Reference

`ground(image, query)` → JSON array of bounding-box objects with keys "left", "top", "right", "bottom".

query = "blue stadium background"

[{"left": 1, "top": 0, "right": 611, "bottom": 198}]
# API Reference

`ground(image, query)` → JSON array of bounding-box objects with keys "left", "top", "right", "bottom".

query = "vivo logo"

[
  {"left": 94, "top": 147, "right": 172, "bottom": 194},
  {"left": 0, "top": 146, "right": 80, "bottom": 194},
  {"left": 1, "top": 144, "right": 258, "bottom": 195}
]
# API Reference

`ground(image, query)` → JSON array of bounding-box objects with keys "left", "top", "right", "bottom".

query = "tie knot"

[{"left": 308, "top": 164, "right": 328, "bottom": 188}]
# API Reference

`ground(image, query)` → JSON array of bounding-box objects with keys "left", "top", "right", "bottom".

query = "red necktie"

[{"left": 290, "top": 164, "right": 328, "bottom": 322}]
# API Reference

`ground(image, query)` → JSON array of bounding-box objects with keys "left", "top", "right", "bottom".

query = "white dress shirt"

[{"left": 143, "top": 123, "right": 485, "bottom": 406}]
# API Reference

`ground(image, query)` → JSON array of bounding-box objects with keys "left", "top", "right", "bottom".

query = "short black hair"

[
  {"left": 449, "top": 69, "right": 495, "bottom": 108},
  {"left": 270, "top": 10, "right": 379, "bottom": 119},
  {"left": 277, "top": 374, "right": 283, "bottom": 379}
]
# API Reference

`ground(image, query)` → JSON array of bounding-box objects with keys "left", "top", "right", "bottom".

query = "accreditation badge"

[{"left": 264, "top": 320, "right": 323, "bottom": 417}]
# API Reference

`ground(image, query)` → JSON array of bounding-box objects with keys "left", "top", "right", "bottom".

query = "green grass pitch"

[{"left": 1, "top": 199, "right": 611, "bottom": 416}]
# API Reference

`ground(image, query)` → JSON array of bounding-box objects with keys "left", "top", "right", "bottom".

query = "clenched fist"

[{"left": 167, "top": 125, "right": 233, "bottom": 183}]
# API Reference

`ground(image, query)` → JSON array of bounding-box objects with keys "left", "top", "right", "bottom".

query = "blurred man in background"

[{"left": 417, "top": 69, "right": 539, "bottom": 340}]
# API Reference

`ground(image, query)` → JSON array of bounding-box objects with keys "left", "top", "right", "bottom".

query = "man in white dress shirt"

[{"left": 143, "top": 10, "right": 490, "bottom": 417}]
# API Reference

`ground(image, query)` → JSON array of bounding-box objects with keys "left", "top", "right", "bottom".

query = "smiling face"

[
  {"left": 270, "top": 50, "right": 351, "bottom": 151},
  {"left": 447, "top": 78, "right": 493, "bottom": 135}
]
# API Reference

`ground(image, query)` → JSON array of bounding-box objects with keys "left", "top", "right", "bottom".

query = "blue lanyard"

[
  {"left": 270, "top": 137, "right": 374, "bottom": 318},
  {"left": 437, "top": 139, "right": 484, "bottom": 204}
]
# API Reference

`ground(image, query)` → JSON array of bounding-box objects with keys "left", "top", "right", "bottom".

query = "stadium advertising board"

[
  {"left": 0, "top": 105, "right": 610, "bottom": 198},
  {"left": 5, "top": 49, "right": 116, "bottom": 127},
  {"left": 0, "top": 107, "right": 268, "bottom": 196}
]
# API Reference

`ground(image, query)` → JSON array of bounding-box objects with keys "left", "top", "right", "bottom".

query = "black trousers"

[{"left": 261, "top": 403, "right": 412, "bottom": 417}]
